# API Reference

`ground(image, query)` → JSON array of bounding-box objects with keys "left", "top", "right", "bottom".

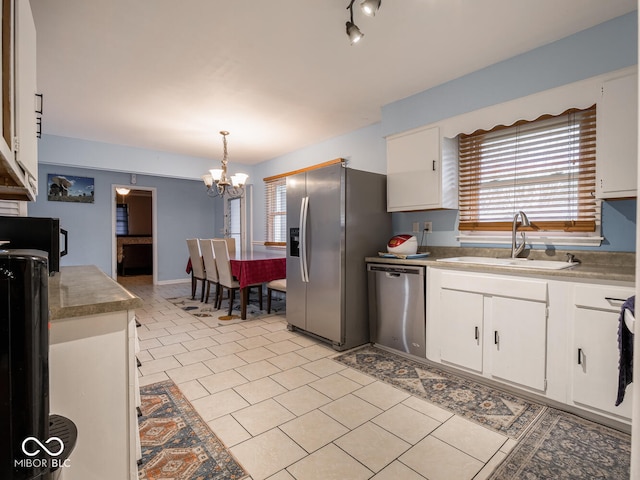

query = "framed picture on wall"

[{"left": 47, "top": 174, "right": 95, "bottom": 203}]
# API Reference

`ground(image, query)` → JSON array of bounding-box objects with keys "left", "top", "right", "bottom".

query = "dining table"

[{"left": 229, "top": 249, "right": 286, "bottom": 319}]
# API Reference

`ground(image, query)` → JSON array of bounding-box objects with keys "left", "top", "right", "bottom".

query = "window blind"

[
  {"left": 458, "top": 106, "right": 597, "bottom": 232},
  {"left": 116, "top": 204, "right": 129, "bottom": 235},
  {"left": 264, "top": 176, "right": 287, "bottom": 244},
  {"left": 263, "top": 158, "right": 343, "bottom": 245}
]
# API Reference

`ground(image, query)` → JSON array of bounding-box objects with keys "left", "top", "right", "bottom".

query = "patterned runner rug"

[
  {"left": 333, "top": 345, "right": 545, "bottom": 439},
  {"left": 489, "top": 408, "right": 630, "bottom": 479},
  {"left": 138, "top": 380, "right": 248, "bottom": 480},
  {"left": 168, "top": 294, "right": 285, "bottom": 324}
]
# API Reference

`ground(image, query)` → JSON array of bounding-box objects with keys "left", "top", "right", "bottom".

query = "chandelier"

[{"left": 202, "top": 131, "right": 249, "bottom": 198}]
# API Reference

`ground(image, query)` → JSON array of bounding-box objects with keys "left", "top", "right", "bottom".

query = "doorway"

[{"left": 111, "top": 185, "right": 157, "bottom": 284}]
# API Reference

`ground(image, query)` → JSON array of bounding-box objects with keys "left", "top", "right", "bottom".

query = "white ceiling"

[{"left": 31, "top": 0, "right": 637, "bottom": 165}]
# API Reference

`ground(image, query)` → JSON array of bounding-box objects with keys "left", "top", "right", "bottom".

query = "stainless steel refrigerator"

[{"left": 286, "top": 162, "right": 392, "bottom": 350}]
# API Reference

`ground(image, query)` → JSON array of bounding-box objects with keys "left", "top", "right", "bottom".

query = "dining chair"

[
  {"left": 266, "top": 278, "right": 286, "bottom": 314},
  {"left": 214, "top": 237, "right": 236, "bottom": 256},
  {"left": 199, "top": 238, "right": 220, "bottom": 305},
  {"left": 212, "top": 239, "right": 262, "bottom": 316},
  {"left": 186, "top": 238, "right": 206, "bottom": 301}
]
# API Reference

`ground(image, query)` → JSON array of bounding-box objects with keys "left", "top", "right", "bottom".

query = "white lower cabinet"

[
  {"left": 571, "top": 283, "right": 635, "bottom": 421},
  {"left": 49, "top": 309, "right": 139, "bottom": 480},
  {"left": 440, "top": 289, "right": 483, "bottom": 372},
  {"left": 429, "top": 268, "right": 548, "bottom": 393},
  {"left": 490, "top": 296, "right": 547, "bottom": 391},
  {"left": 428, "top": 266, "right": 635, "bottom": 425}
]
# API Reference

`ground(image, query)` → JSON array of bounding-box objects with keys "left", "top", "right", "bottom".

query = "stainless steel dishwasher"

[{"left": 367, "top": 263, "right": 426, "bottom": 358}]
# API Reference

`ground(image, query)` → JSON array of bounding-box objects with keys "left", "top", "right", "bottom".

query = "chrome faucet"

[{"left": 511, "top": 211, "right": 531, "bottom": 258}]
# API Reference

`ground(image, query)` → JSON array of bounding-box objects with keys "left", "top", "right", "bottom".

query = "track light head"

[
  {"left": 346, "top": 21, "right": 364, "bottom": 44},
  {"left": 360, "top": 0, "right": 381, "bottom": 17}
]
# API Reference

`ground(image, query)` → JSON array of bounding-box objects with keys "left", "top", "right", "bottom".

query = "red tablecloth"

[{"left": 230, "top": 257, "right": 286, "bottom": 288}]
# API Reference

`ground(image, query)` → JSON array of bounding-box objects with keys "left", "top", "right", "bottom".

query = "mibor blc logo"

[{"left": 14, "top": 436, "right": 70, "bottom": 470}]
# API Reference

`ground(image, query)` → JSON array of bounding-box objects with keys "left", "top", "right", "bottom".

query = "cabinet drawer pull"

[
  {"left": 432, "top": 160, "right": 436, "bottom": 171},
  {"left": 494, "top": 330, "right": 499, "bottom": 345},
  {"left": 474, "top": 326, "right": 479, "bottom": 340},
  {"left": 605, "top": 297, "right": 627, "bottom": 307},
  {"left": 578, "top": 348, "right": 583, "bottom": 365}
]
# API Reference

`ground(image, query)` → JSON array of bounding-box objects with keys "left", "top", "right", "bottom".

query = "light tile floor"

[{"left": 124, "top": 276, "right": 516, "bottom": 480}]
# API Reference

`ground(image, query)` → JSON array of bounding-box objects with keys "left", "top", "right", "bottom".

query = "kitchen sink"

[{"left": 435, "top": 256, "right": 577, "bottom": 270}]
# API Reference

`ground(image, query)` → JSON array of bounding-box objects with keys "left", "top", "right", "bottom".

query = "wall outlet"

[
  {"left": 412, "top": 222, "right": 420, "bottom": 233},
  {"left": 424, "top": 221, "right": 432, "bottom": 233}
]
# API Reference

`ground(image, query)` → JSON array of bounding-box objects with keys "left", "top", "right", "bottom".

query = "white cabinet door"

[
  {"left": 387, "top": 126, "right": 440, "bottom": 210},
  {"left": 14, "top": 0, "right": 38, "bottom": 190},
  {"left": 573, "top": 307, "right": 632, "bottom": 419},
  {"left": 386, "top": 126, "right": 458, "bottom": 211},
  {"left": 490, "top": 296, "right": 547, "bottom": 391},
  {"left": 440, "top": 288, "right": 484, "bottom": 373},
  {"left": 571, "top": 283, "right": 635, "bottom": 421},
  {"left": 0, "top": 0, "right": 37, "bottom": 201},
  {"left": 596, "top": 71, "right": 638, "bottom": 198}
]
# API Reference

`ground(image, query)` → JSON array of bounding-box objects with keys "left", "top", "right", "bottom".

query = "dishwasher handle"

[{"left": 367, "top": 264, "right": 425, "bottom": 276}]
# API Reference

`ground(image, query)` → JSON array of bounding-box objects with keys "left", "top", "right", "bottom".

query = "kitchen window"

[
  {"left": 264, "top": 176, "right": 287, "bottom": 246},
  {"left": 458, "top": 105, "right": 600, "bottom": 245}
]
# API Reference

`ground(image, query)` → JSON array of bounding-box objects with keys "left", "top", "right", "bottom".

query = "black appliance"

[
  {"left": 0, "top": 217, "right": 68, "bottom": 274},
  {"left": 0, "top": 250, "right": 76, "bottom": 479}
]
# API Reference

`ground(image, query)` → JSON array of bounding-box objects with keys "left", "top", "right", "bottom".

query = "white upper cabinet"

[
  {"left": 386, "top": 126, "right": 458, "bottom": 212},
  {"left": 14, "top": 0, "right": 37, "bottom": 189},
  {"left": 596, "top": 71, "right": 638, "bottom": 199},
  {"left": 0, "top": 0, "right": 38, "bottom": 201}
]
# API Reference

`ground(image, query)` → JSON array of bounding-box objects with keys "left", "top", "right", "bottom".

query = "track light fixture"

[
  {"left": 360, "top": 0, "right": 381, "bottom": 16},
  {"left": 345, "top": 0, "right": 381, "bottom": 44}
]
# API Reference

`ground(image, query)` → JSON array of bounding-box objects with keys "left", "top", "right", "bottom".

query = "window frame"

[
  {"left": 457, "top": 106, "right": 600, "bottom": 245},
  {"left": 264, "top": 176, "right": 287, "bottom": 246},
  {"left": 263, "top": 158, "right": 344, "bottom": 247}
]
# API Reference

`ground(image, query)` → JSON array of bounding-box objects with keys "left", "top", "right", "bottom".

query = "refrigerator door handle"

[{"left": 299, "top": 196, "right": 310, "bottom": 283}]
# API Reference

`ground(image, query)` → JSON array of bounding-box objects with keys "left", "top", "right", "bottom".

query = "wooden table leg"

[{"left": 241, "top": 287, "right": 249, "bottom": 319}]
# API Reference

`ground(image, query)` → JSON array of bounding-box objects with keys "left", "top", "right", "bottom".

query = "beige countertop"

[
  {"left": 366, "top": 247, "right": 635, "bottom": 284},
  {"left": 49, "top": 265, "right": 143, "bottom": 320}
]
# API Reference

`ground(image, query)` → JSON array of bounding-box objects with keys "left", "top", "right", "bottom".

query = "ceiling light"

[
  {"left": 360, "top": 0, "right": 381, "bottom": 17},
  {"left": 116, "top": 187, "right": 130, "bottom": 195},
  {"left": 202, "top": 131, "right": 248, "bottom": 198},
  {"left": 345, "top": 0, "right": 380, "bottom": 44},
  {"left": 346, "top": 21, "right": 364, "bottom": 44}
]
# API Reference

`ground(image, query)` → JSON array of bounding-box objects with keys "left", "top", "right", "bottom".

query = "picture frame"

[{"left": 47, "top": 174, "right": 95, "bottom": 203}]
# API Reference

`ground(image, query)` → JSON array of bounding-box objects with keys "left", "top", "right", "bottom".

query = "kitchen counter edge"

[
  {"left": 49, "top": 265, "right": 143, "bottom": 320},
  {"left": 365, "top": 255, "right": 635, "bottom": 284}
]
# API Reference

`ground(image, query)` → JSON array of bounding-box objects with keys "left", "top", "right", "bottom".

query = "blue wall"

[
  {"left": 28, "top": 12, "right": 639, "bottom": 283},
  {"left": 254, "top": 12, "right": 638, "bottom": 253},
  {"left": 29, "top": 146, "right": 226, "bottom": 281}
]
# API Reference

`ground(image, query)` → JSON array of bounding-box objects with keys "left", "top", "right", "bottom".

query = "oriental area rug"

[
  {"left": 168, "top": 294, "right": 285, "bottom": 325},
  {"left": 488, "top": 408, "right": 630, "bottom": 479},
  {"left": 333, "top": 345, "right": 545, "bottom": 439},
  {"left": 138, "top": 380, "right": 248, "bottom": 480}
]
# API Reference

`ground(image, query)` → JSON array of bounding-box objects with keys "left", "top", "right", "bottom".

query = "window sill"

[{"left": 458, "top": 234, "right": 603, "bottom": 248}]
